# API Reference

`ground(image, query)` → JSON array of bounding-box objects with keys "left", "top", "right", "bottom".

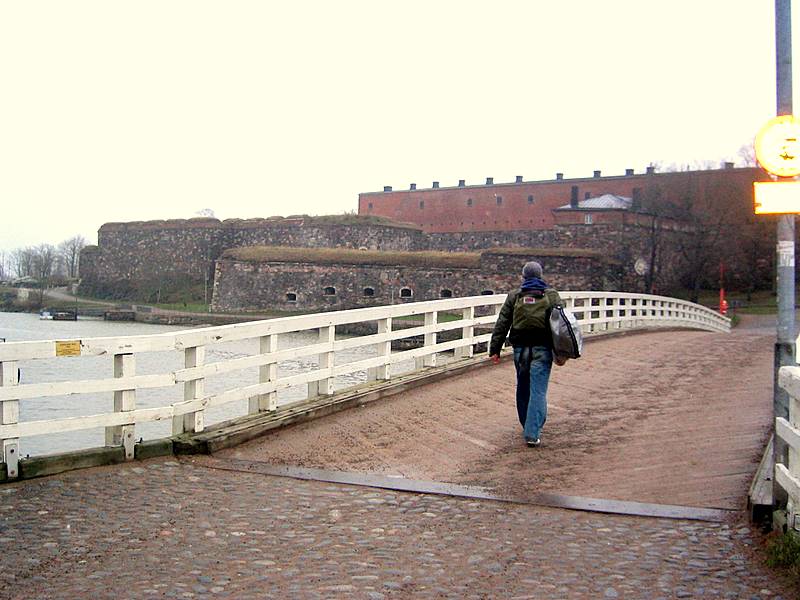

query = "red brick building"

[{"left": 358, "top": 165, "right": 765, "bottom": 233}]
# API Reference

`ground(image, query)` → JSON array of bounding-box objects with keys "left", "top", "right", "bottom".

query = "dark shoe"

[{"left": 526, "top": 438, "right": 541, "bottom": 447}]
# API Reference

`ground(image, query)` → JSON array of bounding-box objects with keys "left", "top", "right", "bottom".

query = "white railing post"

[
  {"left": 0, "top": 361, "right": 19, "bottom": 479},
  {"left": 250, "top": 334, "right": 278, "bottom": 414},
  {"left": 368, "top": 318, "right": 392, "bottom": 382},
  {"left": 104, "top": 353, "right": 135, "bottom": 460},
  {"left": 309, "top": 326, "right": 335, "bottom": 397},
  {"left": 418, "top": 311, "right": 438, "bottom": 369},
  {"left": 455, "top": 306, "right": 475, "bottom": 359},
  {"left": 174, "top": 346, "right": 205, "bottom": 434}
]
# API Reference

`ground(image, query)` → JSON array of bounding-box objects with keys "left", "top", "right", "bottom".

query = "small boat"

[{"left": 52, "top": 309, "right": 78, "bottom": 321}]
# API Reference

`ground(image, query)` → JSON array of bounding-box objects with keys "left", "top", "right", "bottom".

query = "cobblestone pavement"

[{"left": 0, "top": 458, "right": 795, "bottom": 599}]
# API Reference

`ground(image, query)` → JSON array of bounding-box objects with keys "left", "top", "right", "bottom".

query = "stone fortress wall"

[
  {"left": 79, "top": 216, "right": 426, "bottom": 300},
  {"left": 79, "top": 166, "right": 764, "bottom": 311},
  {"left": 80, "top": 213, "right": 641, "bottom": 310},
  {"left": 211, "top": 247, "right": 608, "bottom": 313}
]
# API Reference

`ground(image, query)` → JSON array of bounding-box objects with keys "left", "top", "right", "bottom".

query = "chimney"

[
  {"left": 631, "top": 188, "right": 642, "bottom": 210},
  {"left": 383, "top": 186, "right": 392, "bottom": 192},
  {"left": 486, "top": 177, "right": 494, "bottom": 185},
  {"left": 556, "top": 173, "right": 564, "bottom": 180},
  {"left": 432, "top": 181, "right": 440, "bottom": 188},
  {"left": 646, "top": 166, "right": 655, "bottom": 175},
  {"left": 593, "top": 170, "right": 601, "bottom": 178},
  {"left": 570, "top": 186, "right": 579, "bottom": 209},
  {"left": 515, "top": 175, "right": 523, "bottom": 183},
  {"left": 458, "top": 179, "right": 466, "bottom": 187},
  {"left": 625, "top": 168, "right": 634, "bottom": 176},
  {"left": 410, "top": 183, "right": 416, "bottom": 190},
  {"left": 724, "top": 161, "right": 734, "bottom": 169}
]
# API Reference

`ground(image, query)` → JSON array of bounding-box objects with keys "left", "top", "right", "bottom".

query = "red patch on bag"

[{"left": 523, "top": 297, "right": 536, "bottom": 304}]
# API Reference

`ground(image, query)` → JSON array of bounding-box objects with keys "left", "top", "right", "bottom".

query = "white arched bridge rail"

[{"left": 0, "top": 292, "right": 729, "bottom": 479}]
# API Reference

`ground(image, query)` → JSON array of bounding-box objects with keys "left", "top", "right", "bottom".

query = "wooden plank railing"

[
  {"left": 776, "top": 366, "right": 800, "bottom": 527},
  {"left": 0, "top": 292, "right": 729, "bottom": 477}
]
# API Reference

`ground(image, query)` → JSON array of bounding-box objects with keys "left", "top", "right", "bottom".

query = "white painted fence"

[
  {"left": 0, "top": 292, "right": 729, "bottom": 478},
  {"left": 776, "top": 367, "right": 800, "bottom": 527}
]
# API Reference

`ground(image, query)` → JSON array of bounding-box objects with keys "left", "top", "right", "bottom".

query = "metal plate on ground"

[{"left": 194, "top": 457, "right": 733, "bottom": 523}]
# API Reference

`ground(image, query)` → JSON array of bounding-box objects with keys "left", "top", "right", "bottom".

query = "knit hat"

[{"left": 522, "top": 261, "right": 543, "bottom": 278}]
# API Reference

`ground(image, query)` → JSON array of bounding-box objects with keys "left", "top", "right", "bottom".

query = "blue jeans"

[{"left": 513, "top": 346, "right": 553, "bottom": 441}]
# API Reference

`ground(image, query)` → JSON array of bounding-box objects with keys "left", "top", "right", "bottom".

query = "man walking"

[{"left": 489, "top": 261, "right": 561, "bottom": 447}]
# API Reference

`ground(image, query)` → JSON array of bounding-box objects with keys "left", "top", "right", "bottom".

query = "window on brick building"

[
  {"left": 528, "top": 195, "right": 534, "bottom": 204},
  {"left": 323, "top": 286, "right": 336, "bottom": 296},
  {"left": 467, "top": 198, "right": 473, "bottom": 206},
  {"left": 419, "top": 201, "right": 424, "bottom": 209},
  {"left": 440, "top": 289, "right": 453, "bottom": 298},
  {"left": 400, "top": 287, "right": 413, "bottom": 298},
  {"left": 584, "top": 214, "right": 593, "bottom": 225},
  {"left": 363, "top": 287, "right": 375, "bottom": 297},
  {"left": 496, "top": 196, "right": 502, "bottom": 205},
  {"left": 368, "top": 202, "right": 373, "bottom": 210},
  {"left": 481, "top": 290, "right": 494, "bottom": 295},
  {"left": 286, "top": 292, "right": 297, "bottom": 303}
]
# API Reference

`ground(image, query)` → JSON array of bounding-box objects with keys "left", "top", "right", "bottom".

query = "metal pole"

[{"left": 774, "top": 0, "right": 795, "bottom": 514}]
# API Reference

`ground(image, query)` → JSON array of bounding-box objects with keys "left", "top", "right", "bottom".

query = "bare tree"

[
  {"left": 728, "top": 216, "right": 774, "bottom": 300},
  {"left": 58, "top": 235, "right": 87, "bottom": 279},
  {"left": 669, "top": 173, "right": 758, "bottom": 303},
  {"left": 637, "top": 187, "right": 670, "bottom": 294},
  {"left": 738, "top": 142, "right": 757, "bottom": 167},
  {"left": 31, "top": 244, "right": 57, "bottom": 307},
  {"left": 677, "top": 218, "right": 725, "bottom": 304},
  {"left": 11, "top": 247, "right": 36, "bottom": 279},
  {"left": 664, "top": 159, "right": 726, "bottom": 173}
]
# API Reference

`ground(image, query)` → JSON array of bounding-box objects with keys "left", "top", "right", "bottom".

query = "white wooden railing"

[
  {"left": 0, "top": 292, "right": 729, "bottom": 478},
  {"left": 776, "top": 367, "right": 800, "bottom": 527}
]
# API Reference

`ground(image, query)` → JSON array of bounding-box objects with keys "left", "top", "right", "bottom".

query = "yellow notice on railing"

[{"left": 55, "top": 340, "right": 81, "bottom": 357}]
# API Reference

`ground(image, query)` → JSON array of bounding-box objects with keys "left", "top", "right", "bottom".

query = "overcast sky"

[{"left": 0, "top": 1, "right": 794, "bottom": 253}]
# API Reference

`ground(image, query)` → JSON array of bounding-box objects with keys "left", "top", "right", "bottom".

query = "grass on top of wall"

[
  {"left": 223, "top": 246, "right": 482, "bottom": 269},
  {"left": 481, "top": 247, "right": 608, "bottom": 259},
  {"left": 294, "top": 214, "right": 423, "bottom": 230}
]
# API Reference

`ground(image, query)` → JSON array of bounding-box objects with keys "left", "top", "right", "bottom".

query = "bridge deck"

[
  {"left": 223, "top": 314, "right": 775, "bottom": 511},
  {"left": 1, "top": 315, "right": 794, "bottom": 598}
]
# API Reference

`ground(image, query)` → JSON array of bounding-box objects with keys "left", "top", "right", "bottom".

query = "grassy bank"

[{"left": 687, "top": 290, "right": 779, "bottom": 315}]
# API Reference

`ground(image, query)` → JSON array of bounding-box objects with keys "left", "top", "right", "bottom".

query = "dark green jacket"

[{"left": 489, "top": 288, "right": 562, "bottom": 356}]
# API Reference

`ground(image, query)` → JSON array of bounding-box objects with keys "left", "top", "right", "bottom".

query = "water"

[{"left": 0, "top": 312, "right": 425, "bottom": 457}]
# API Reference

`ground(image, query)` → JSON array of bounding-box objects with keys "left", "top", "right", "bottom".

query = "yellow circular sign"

[{"left": 755, "top": 114, "right": 800, "bottom": 177}]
